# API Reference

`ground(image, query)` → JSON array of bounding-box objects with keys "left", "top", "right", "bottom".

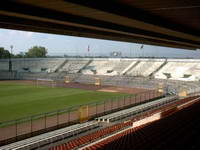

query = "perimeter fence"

[{"left": 0, "top": 89, "right": 163, "bottom": 146}]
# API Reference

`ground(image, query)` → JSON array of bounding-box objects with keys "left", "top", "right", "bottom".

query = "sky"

[{"left": 0, "top": 28, "right": 200, "bottom": 58}]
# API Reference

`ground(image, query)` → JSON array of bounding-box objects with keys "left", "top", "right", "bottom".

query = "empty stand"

[
  {"left": 50, "top": 121, "right": 132, "bottom": 150},
  {"left": 59, "top": 60, "right": 89, "bottom": 73},
  {"left": 0, "top": 60, "right": 9, "bottom": 71},
  {"left": 1, "top": 58, "right": 200, "bottom": 81},
  {"left": 9, "top": 58, "right": 65, "bottom": 73},
  {"left": 155, "top": 60, "right": 200, "bottom": 81},
  {"left": 127, "top": 60, "right": 164, "bottom": 77},
  {"left": 84, "top": 96, "right": 200, "bottom": 150}
]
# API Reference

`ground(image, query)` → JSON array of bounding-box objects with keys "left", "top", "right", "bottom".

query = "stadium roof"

[{"left": 0, "top": 0, "right": 199, "bottom": 50}]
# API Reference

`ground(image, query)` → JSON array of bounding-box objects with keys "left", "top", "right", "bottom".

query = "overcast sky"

[{"left": 0, "top": 28, "right": 200, "bottom": 58}]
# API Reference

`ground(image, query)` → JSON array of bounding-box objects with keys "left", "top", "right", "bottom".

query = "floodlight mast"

[
  {"left": 10, "top": 45, "right": 13, "bottom": 53},
  {"left": 9, "top": 45, "right": 13, "bottom": 72}
]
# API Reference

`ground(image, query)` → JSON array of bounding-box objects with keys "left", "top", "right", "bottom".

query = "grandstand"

[
  {"left": 0, "top": 0, "right": 199, "bottom": 148},
  {"left": 1, "top": 58, "right": 200, "bottom": 82},
  {"left": 1, "top": 93, "right": 189, "bottom": 150},
  {"left": 155, "top": 59, "right": 200, "bottom": 81},
  {"left": 1, "top": 58, "right": 200, "bottom": 95},
  {"left": 126, "top": 59, "right": 165, "bottom": 77},
  {"left": 0, "top": 58, "right": 65, "bottom": 73},
  {"left": 59, "top": 59, "right": 90, "bottom": 73},
  {"left": 47, "top": 96, "right": 200, "bottom": 150},
  {"left": 81, "top": 97, "right": 200, "bottom": 150},
  {"left": 1, "top": 0, "right": 200, "bottom": 148},
  {"left": 0, "top": 59, "right": 9, "bottom": 71},
  {"left": 1, "top": 57, "right": 200, "bottom": 149}
]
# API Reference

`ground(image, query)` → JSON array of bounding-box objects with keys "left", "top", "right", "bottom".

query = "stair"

[
  {"left": 78, "top": 59, "right": 93, "bottom": 73},
  {"left": 55, "top": 59, "right": 68, "bottom": 72},
  {"left": 149, "top": 59, "right": 168, "bottom": 77},
  {"left": 122, "top": 61, "right": 140, "bottom": 75}
]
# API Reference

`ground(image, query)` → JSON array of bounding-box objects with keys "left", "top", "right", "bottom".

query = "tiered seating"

[
  {"left": 40, "top": 59, "right": 65, "bottom": 72},
  {"left": 60, "top": 60, "right": 89, "bottom": 73},
  {"left": 127, "top": 61, "right": 164, "bottom": 77},
  {"left": 112, "top": 59, "right": 133, "bottom": 74},
  {"left": 155, "top": 61, "right": 198, "bottom": 80},
  {"left": 84, "top": 124, "right": 148, "bottom": 150},
  {"left": 84, "top": 96, "right": 200, "bottom": 150},
  {"left": 0, "top": 60, "right": 9, "bottom": 71},
  {"left": 11, "top": 58, "right": 65, "bottom": 72},
  {"left": 82, "top": 60, "right": 109, "bottom": 75},
  {"left": 186, "top": 63, "right": 200, "bottom": 80},
  {"left": 82, "top": 59, "right": 134, "bottom": 75},
  {"left": 50, "top": 95, "right": 194, "bottom": 150},
  {"left": 1, "top": 58, "right": 200, "bottom": 81},
  {"left": 50, "top": 121, "right": 132, "bottom": 150},
  {"left": 95, "top": 59, "right": 134, "bottom": 75},
  {"left": 0, "top": 71, "right": 15, "bottom": 79},
  {"left": 96, "top": 60, "right": 119, "bottom": 75}
]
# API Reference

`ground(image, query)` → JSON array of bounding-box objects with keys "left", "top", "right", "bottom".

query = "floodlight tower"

[
  {"left": 9, "top": 45, "right": 13, "bottom": 72},
  {"left": 10, "top": 45, "right": 13, "bottom": 54}
]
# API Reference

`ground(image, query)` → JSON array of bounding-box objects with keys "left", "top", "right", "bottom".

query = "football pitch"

[{"left": 0, "top": 81, "right": 127, "bottom": 122}]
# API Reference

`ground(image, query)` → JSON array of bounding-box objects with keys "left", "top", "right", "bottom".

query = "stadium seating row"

[
  {"left": 83, "top": 96, "right": 200, "bottom": 150},
  {"left": 50, "top": 121, "right": 132, "bottom": 150},
  {"left": 0, "top": 58, "right": 65, "bottom": 73},
  {"left": 50, "top": 95, "right": 199, "bottom": 150},
  {"left": 2, "top": 95, "right": 196, "bottom": 150},
  {"left": 1, "top": 58, "right": 200, "bottom": 81}
]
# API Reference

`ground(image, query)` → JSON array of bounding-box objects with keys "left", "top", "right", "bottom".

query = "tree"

[
  {"left": 25, "top": 46, "right": 47, "bottom": 58},
  {"left": 0, "top": 47, "right": 11, "bottom": 59},
  {"left": 15, "top": 52, "right": 25, "bottom": 58}
]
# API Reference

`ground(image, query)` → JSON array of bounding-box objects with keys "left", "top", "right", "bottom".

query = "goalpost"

[{"left": 36, "top": 78, "right": 56, "bottom": 88}]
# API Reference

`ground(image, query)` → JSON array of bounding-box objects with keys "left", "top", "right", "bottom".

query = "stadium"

[
  {"left": 0, "top": 0, "right": 200, "bottom": 150},
  {"left": 0, "top": 57, "right": 200, "bottom": 149}
]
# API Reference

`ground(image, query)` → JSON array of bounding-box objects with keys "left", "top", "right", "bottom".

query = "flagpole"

[{"left": 88, "top": 45, "right": 90, "bottom": 57}]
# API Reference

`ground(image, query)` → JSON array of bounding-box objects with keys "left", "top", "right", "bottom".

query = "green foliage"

[
  {"left": 25, "top": 46, "right": 47, "bottom": 58},
  {"left": 0, "top": 47, "right": 11, "bottom": 59},
  {"left": 14, "top": 52, "right": 25, "bottom": 58}
]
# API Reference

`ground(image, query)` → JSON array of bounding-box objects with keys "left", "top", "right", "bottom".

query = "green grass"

[{"left": 0, "top": 81, "right": 127, "bottom": 122}]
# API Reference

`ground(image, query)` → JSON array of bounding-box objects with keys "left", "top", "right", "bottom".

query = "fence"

[{"left": 0, "top": 90, "right": 163, "bottom": 146}]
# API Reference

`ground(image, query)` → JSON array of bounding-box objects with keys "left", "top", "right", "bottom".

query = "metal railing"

[{"left": 0, "top": 90, "right": 163, "bottom": 146}]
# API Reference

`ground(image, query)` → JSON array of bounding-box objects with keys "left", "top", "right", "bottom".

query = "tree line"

[{"left": 0, "top": 46, "right": 48, "bottom": 59}]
